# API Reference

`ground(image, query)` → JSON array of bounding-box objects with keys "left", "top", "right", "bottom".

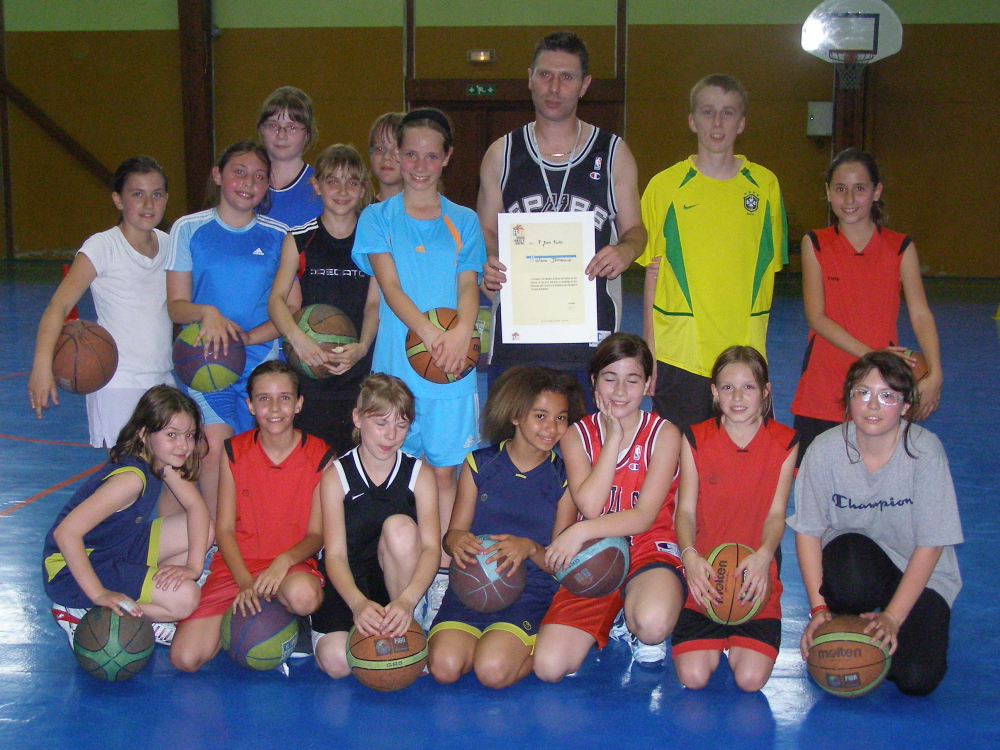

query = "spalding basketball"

[
  {"left": 172, "top": 322, "right": 246, "bottom": 392},
  {"left": 449, "top": 535, "right": 527, "bottom": 613},
  {"left": 807, "top": 614, "right": 892, "bottom": 697},
  {"left": 347, "top": 620, "right": 427, "bottom": 692},
  {"left": 405, "top": 308, "right": 481, "bottom": 384},
  {"left": 555, "top": 536, "right": 630, "bottom": 598},
  {"left": 52, "top": 320, "right": 118, "bottom": 394},
  {"left": 699, "top": 543, "right": 770, "bottom": 626},
  {"left": 282, "top": 303, "right": 359, "bottom": 380}
]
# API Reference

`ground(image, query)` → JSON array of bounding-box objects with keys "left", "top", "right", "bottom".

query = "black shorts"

[
  {"left": 671, "top": 607, "right": 781, "bottom": 660},
  {"left": 792, "top": 415, "right": 839, "bottom": 467},
  {"left": 652, "top": 363, "right": 714, "bottom": 430},
  {"left": 294, "top": 399, "right": 355, "bottom": 458},
  {"left": 310, "top": 559, "right": 390, "bottom": 635}
]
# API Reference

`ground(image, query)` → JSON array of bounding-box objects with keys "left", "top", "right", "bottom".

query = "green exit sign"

[{"left": 466, "top": 84, "right": 496, "bottom": 96}]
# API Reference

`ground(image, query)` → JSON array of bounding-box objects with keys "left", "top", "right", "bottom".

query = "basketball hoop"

[{"left": 829, "top": 50, "right": 875, "bottom": 89}]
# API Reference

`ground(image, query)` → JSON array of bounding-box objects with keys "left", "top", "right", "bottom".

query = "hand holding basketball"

[
  {"left": 445, "top": 529, "right": 485, "bottom": 568},
  {"left": 382, "top": 598, "right": 416, "bottom": 638},
  {"left": 233, "top": 585, "right": 262, "bottom": 617},
  {"left": 352, "top": 599, "right": 388, "bottom": 638},
  {"left": 325, "top": 341, "right": 369, "bottom": 375},
  {"left": 544, "top": 524, "right": 586, "bottom": 573},
  {"left": 861, "top": 610, "right": 900, "bottom": 654},
  {"left": 431, "top": 324, "right": 473, "bottom": 375},
  {"left": 735, "top": 549, "right": 771, "bottom": 602},
  {"left": 799, "top": 607, "right": 834, "bottom": 659},
  {"left": 197, "top": 307, "right": 244, "bottom": 357},
  {"left": 92, "top": 589, "right": 141, "bottom": 619},
  {"left": 681, "top": 549, "right": 719, "bottom": 608},
  {"left": 483, "top": 534, "right": 535, "bottom": 576},
  {"left": 253, "top": 554, "right": 292, "bottom": 599}
]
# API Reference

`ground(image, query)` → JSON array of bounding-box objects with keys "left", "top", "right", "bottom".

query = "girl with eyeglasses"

[
  {"left": 788, "top": 351, "right": 963, "bottom": 696},
  {"left": 790, "top": 148, "right": 943, "bottom": 463},
  {"left": 256, "top": 86, "right": 322, "bottom": 228}
]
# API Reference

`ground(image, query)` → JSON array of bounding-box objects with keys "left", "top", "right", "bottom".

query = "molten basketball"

[
  {"left": 449, "top": 535, "right": 527, "bottom": 613},
  {"left": 807, "top": 614, "right": 892, "bottom": 697},
  {"left": 405, "top": 308, "right": 480, "bottom": 384},
  {"left": 52, "top": 320, "right": 118, "bottom": 394},
  {"left": 220, "top": 598, "right": 298, "bottom": 671},
  {"left": 555, "top": 536, "right": 630, "bottom": 598},
  {"left": 72, "top": 607, "right": 154, "bottom": 682},
  {"left": 282, "top": 303, "right": 359, "bottom": 380},
  {"left": 699, "top": 543, "right": 770, "bottom": 626},
  {"left": 172, "top": 322, "right": 246, "bottom": 392},
  {"left": 347, "top": 620, "right": 427, "bottom": 692}
]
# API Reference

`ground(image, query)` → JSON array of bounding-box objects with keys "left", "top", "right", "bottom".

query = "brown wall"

[{"left": 3, "top": 22, "right": 998, "bottom": 276}]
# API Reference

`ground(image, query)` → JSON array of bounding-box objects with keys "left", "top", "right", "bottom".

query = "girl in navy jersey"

[
  {"left": 165, "top": 141, "right": 287, "bottom": 515},
  {"left": 427, "top": 367, "right": 585, "bottom": 688},
  {"left": 256, "top": 86, "right": 322, "bottom": 228},
  {"left": 268, "top": 144, "right": 380, "bottom": 455},
  {"left": 791, "top": 148, "right": 942, "bottom": 461},
  {"left": 673, "top": 346, "right": 797, "bottom": 691},
  {"left": 312, "top": 374, "right": 440, "bottom": 679},
  {"left": 43, "top": 385, "right": 211, "bottom": 647},
  {"left": 534, "top": 333, "right": 683, "bottom": 679}
]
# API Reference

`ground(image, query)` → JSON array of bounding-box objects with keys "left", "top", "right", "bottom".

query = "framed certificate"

[{"left": 497, "top": 211, "right": 598, "bottom": 345}]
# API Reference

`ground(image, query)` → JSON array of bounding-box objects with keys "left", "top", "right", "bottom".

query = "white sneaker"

[
  {"left": 416, "top": 571, "right": 449, "bottom": 631},
  {"left": 608, "top": 608, "right": 628, "bottom": 642},
  {"left": 289, "top": 616, "right": 313, "bottom": 659},
  {"left": 152, "top": 621, "right": 176, "bottom": 646},
  {"left": 628, "top": 633, "right": 667, "bottom": 665},
  {"left": 51, "top": 604, "right": 88, "bottom": 646}
]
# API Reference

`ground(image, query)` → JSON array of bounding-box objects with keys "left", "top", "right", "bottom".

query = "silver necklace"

[{"left": 529, "top": 120, "right": 583, "bottom": 212}]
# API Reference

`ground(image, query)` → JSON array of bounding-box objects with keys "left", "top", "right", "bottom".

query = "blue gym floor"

[{"left": 2, "top": 265, "right": 997, "bottom": 750}]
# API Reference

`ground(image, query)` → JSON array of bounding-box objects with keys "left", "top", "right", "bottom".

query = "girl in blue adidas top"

[
  {"left": 427, "top": 367, "right": 585, "bottom": 688},
  {"left": 166, "top": 140, "right": 287, "bottom": 515}
]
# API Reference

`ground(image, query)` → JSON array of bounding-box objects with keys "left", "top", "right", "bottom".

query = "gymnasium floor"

[{"left": 1, "top": 265, "right": 997, "bottom": 750}]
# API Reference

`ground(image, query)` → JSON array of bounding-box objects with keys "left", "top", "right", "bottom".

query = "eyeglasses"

[
  {"left": 263, "top": 122, "right": 302, "bottom": 136},
  {"left": 850, "top": 388, "right": 904, "bottom": 406}
]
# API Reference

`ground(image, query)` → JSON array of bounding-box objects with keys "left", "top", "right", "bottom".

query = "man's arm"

[
  {"left": 476, "top": 137, "right": 507, "bottom": 298},
  {"left": 585, "top": 138, "right": 646, "bottom": 280}
]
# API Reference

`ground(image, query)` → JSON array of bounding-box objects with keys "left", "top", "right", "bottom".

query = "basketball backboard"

[{"left": 802, "top": 0, "right": 902, "bottom": 63}]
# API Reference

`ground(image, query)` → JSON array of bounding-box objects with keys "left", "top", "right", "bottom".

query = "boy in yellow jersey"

[{"left": 638, "top": 74, "right": 786, "bottom": 429}]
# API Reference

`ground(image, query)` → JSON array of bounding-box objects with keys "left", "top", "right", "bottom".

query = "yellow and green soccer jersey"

[{"left": 638, "top": 157, "right": 787, "bottom": 377}]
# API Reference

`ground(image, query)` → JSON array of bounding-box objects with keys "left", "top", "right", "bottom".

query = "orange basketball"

[
  {"left": 807, "top": 614, "right": 892, "bottom": 697},
  {"left": 405, "top": 308, "right": 481, "bottom": 384},
  {"left": 698, "top": 543, "right": 770, "bottom": 625},
  {"left": 346, "top": 621, "right": 427, "bottom": 692},
  {"left": 52, "top": 320, "right": 119, "bottom": 394}
]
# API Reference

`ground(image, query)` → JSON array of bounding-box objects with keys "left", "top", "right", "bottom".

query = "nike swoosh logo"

[
  {"left": 350, "top": 493, "right": 364, "bottom": 501},
  {"left": 683, "top": 204, "right": 699, "bottom": 210}
]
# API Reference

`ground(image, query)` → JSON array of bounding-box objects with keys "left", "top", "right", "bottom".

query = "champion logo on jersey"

[
  {"left": 628, "top": 462, "right": 640, "bottom": 472},
  {"left": 744, "top": 192, "right": 760, "bottom": 213},
  {"left": 252, "top": 247, "right": 264, "bottom": 256}
]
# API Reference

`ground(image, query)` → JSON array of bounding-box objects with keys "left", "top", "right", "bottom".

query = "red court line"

[
  {"left": 0, "top": 371, "right": 29, "bottom": 380},
  {"left": 0, "top": 463, "right": 102, "bottom": 518},
  {"left": 0, "top": 433, "right": 92, "bottom": 447}
]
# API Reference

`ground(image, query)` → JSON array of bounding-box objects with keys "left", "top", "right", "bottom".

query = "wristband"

[
  {"left": 810, "top": 604, "right": 830, "bottom": 618},
  {"left": 679, "top": 546, "right": 696, "bottom": 560}
]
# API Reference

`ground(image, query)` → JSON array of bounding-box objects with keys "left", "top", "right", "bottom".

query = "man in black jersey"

[{"left": 478, "top": 31, "right": 646, "bottom": 396}]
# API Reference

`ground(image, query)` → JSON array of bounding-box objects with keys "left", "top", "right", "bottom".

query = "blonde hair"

[
  {"left": 351, "top": 374, "right": 416, "bottom": 444},
  {"left": 313, "top": 144, "right": 371, "bottom": 213}
]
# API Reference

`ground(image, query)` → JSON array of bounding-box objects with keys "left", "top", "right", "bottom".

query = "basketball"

[
  {"left": 282, "top": 303, "right": 359, "bottom": 380},
  {"left": 807, "top": 614, "right": 892, "bottom": 697},
  {"left": 555, "top": 536, "right": 630, "bottom": 598},
  {"left": 405, "top": 307, "right": 481, "bottom": 384},
  {"left": 346, "top": 620, "right": 428, "bottom": 692},
  {"left": 72, "top": 607, "right": 154, "bottom": 682},
  {"left": 901, "top": 349, "right": 928, "bottom": 381},
  {"left": 52, "top": 320, "right": 118, "bottom": 394},
  {"left": 220, "top": 598, "right": 298, "bottom": 671},
  {"left": 449, "top": 534, "right": 527, "bottom": 613},
  {"left": 698, "top": 543, "right": 770, "bottom": 626},
  {"left": 172, "top": 322, "right": 246, "bottom": 392}
]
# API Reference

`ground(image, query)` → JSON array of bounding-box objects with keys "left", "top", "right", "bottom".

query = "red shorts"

[
  {"left": 185, "top": 555, "right": 323, "bottom": 620},
  {"left": 541, "top": 538, "right": 682, "bottom": 648}
]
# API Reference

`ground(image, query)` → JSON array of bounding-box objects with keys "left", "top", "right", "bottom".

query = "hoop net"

[{"left": 830, "top": 50, "right": 875, "bottom": 89}]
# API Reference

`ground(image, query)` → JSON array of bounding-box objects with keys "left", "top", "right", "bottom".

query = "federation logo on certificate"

[{"left": 497, "top": 211, "right": 598, "bottom": 345}]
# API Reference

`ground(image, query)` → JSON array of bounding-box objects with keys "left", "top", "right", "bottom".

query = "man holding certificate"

[{"left": 478, "top": 31, "right": 646, "bottom": 401}]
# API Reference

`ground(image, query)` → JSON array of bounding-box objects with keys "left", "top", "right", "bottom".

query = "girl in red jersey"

[
  {"left": 673, "top": 346, "right": 797, "bottom": 691},
  {"left": 533, "top": 333, "right": 683, "bottom": 680},
  {"left": 170, "top": 361, "right": 332, "bottom": 673},
  {"left": 791, "top": 148, "right": 942, "bottom": 462}
]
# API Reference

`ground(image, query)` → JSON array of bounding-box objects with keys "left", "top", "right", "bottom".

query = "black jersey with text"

[
  {"left": 491, "top": 124, "right": 623, "bottom": 369},
  {"left": 293, "top": 220, "right": 373, "bottom": 401}
]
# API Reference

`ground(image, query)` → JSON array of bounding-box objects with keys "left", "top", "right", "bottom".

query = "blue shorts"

[
  {"left": 428, "top": 571, "right": 557, "bottom": 649},
  {"left": 403, "top": 392, "right": 479, "bottom": 468},
  {"left": 44, "top": 519, "right": 163, "bottom": 608}
]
